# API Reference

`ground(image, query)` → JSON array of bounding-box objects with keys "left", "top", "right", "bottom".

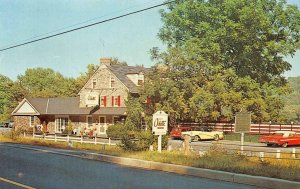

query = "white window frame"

[
  {"left": 113, "top": 116, "right": 119, "bottom": 124},
  {"left": 114, "top": 96, "right": 119, "bottom": 107},
  {"left": 110, "top": 77, "right": 115, "bottom": 88},
  {"left": 92, "top": 79, "right": 97, "bottom": 89},
  {"left": 100, "top": 96, "right": 105, "bottom": 107},
  {"left": 55, "top": 115, "right": 69, "bottom": 133},
  {"left": 99, "top": 116, "right": 106, "bottom": 125},
  {"left": 29, "top": 116, "right": 35, "bottom": 127},
  {"left": 86, "top": 115, "right": 93, "bottom": 128}
]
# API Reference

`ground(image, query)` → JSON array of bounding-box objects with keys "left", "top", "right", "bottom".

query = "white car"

[{"left": 181, "top": 127, "right": 224, "bottom": 141}]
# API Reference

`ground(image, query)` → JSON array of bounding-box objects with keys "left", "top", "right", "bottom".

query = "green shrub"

[
  {"left": 62, "top": 121, "right": 73, "bottom": 135},
  {"left": 106, "top": 123, "right": 126, "bottom": 139}
]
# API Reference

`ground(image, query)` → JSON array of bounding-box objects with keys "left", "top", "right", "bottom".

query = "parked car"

[
  {"left": 259, "top": 131, "right": 300, "bottom": 147},
  {"left": 181, "top": 127, "right": 224, "bottom": 141},
  {"left": 170, "top": 126, "right": 193, "bottom": 139}
]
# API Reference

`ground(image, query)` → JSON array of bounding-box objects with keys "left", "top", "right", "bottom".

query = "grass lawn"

[
  {"left": 224, "top": 133, "right": 261, "bottom": 143},
  {"left": 1, "top": 134, "right": 299, "bottom": 182}
]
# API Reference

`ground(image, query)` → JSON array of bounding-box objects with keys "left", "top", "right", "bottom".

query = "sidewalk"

[{"left": 3, "top": 142, "right": 300, "bottom": 189}]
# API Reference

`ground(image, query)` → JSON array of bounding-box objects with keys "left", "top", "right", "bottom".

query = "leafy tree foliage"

[
  {"left": 283, "top": 76, "right": 300, "bottom": 123},
  {"left": 0, "top": 75, "right": 23, "bottom": 122},
  {"left": 16, "top": 68, "right": 78, "bottom": 98},
  {"left": 146, "top": 0, "right": 300, "bottom": 123}
]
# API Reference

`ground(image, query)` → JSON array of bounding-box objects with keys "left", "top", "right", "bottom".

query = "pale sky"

[{"left": 0, "top": 0, "right": 299, "bottom": 80}]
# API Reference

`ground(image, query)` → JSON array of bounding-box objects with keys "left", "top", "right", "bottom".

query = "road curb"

[
  {"left": 3, "top": 143, "right": 300, "bottom": 189},
  {"left": 84, "top": 153, "right": 299, "bottom": 189}
]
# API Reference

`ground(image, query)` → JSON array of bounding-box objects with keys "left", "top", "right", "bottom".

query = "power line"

[
  {"left": 1, "top": 0, "right": 161, "bottom": 49},
  {"left": 0, "top": 0, "right": 175, "bottom": 52}
]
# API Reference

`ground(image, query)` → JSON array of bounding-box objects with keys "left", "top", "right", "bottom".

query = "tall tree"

[
  {"left": 146, "top": 0, "right": 300, "bottom": 123},
  {"left": 0, "top": 75, "right": 22, "bottom": 122},
  {"left": 17, "top": 68, "right": 78, "bottom": 97}
]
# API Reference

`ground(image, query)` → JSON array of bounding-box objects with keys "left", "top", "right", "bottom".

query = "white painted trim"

[
  {"left": 86, "top": 115, "right": 93, "bottom": 128},
  {"left": 54, "top": 115, "right": 69, "bottom": 133},
  {"left": 11, "top": 98, "right": 40, "bottom": 115},
  {"left": 99, "top": 116, "right": 106, "bottom": 125},
  {"left": 29, "top": 116, "right": 35, "bottom": 127},
  {"left": 113, "top": 116, "right": 119, "bottom": 124}
]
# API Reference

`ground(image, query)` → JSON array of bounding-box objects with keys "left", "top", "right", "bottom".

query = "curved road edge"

[{"left": 1, "top": 142, "right": 299, "bottom": 189}]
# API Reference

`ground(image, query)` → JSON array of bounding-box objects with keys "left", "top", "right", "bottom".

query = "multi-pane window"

[
  {"left": 55, "top": 117, "right": 68, "bottom": 133},
  {"left": 100, "top": 96, "right": 106, "bottom": 107},
  {"left": 30, "top": 116, "right": 35, "bottom": 127},
  {"left": 110, "top": 78, "right": 115, "bottom": 88},
  {"left": 92, "top": 79, "right": 97, "bottom": 89},
  {"left": 87, "top": 116, "right": 93, "bottom": 127},
  {"left": 113, "top": 116, "right": 119, "bottom": 124},
  {"left": 111, "top": 96, "right": 121, "bottom": 107}
]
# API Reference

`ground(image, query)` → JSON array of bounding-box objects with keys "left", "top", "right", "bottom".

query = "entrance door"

[{"left": 99, "top": 116, "right": 106, "bottom": 134}]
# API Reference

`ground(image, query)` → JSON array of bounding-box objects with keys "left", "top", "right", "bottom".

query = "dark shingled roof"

[
  {"left": 25, "top": 97, "right": 126, "bottom": 115},
  {"left": 92, "top": 107, "right": 127, "bottom": 115},
  {"left": 108, "top": 64, "right": 149, "bottom": 93},
  {"left": 27, "top": 97, "right": 92, "bottom": 115}
]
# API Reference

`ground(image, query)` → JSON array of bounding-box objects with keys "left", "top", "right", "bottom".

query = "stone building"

[{"left": 11, "top": 58, "right": 147, "bottom": 135}]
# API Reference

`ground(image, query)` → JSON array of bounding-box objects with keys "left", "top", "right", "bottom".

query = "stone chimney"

[{"left": 100, "top": 57, "right": 112, "bottom": 66}]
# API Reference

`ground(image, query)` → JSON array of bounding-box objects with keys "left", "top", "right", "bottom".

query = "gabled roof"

[
  {"left": 12, "top": 97, "right": 93, "bottom": 115},
  {"left": 12, "top": 98, "right": 40, "bottom": 116},
  {"left": 108, "top": 64, "right": 149, "bottom": 93},
  {"left": 12, "top": 97, "right": 127, "bottom": 116}
]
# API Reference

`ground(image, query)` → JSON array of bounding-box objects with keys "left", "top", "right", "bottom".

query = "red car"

[
  {"left": 170, "top": 126, "right": 193, "bottom": 139},
  {"left": 259, "top": 131, "right": 300, "bottom": 147}
]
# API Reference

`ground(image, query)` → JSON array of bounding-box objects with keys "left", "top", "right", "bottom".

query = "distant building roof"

[{"left": 108, "top": 64, "right": 150, "bottom": 93}]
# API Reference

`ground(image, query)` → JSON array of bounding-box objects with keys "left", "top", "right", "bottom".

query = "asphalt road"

[{"left": 0, "top": 143, "right": 261, "bottom": 189}]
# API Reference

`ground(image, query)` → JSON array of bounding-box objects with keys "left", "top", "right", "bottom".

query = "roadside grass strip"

[{"left": 0, "top": 177, "right": 36, "bottom": 189}]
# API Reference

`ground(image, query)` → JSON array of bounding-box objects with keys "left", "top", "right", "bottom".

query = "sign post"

[
  {"left": 235, "top": 112, "right": 251, "bottom": 154},
  {"left": 152, "top": 111, "right": 168, "bottom": 153}
]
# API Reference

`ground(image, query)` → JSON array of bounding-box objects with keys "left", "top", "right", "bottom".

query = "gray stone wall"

[{"left": 79, "top": 65, "right": 129, "bottom": 108}]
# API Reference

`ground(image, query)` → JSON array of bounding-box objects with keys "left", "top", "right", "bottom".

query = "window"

[
  {"left": 87, "top": 116, "right": 93, "bottom": 128},
  {"left": 92, "top": 79, "right": 97, "bottom": 89},
  {"left": 138, "top": 79, "right": 143, "bottom": 86},
  {"left": 30, "top": 116, "right": 35, "bottom": 127},
  {"left": 112, "top": 96, "right": 121, "bottom": 107},
  {"left": 55, "top": 117, "right": 68, "bottom": 133},
  {"left": 110, "top": 78, "right": 115, "bottom": 88},
  {"left": 99, "top": 116, "right": 106, "bottom": 125},
  {"left": 100, "top": 96, "right": 106, "bottom": 107},
  {"left": 137, "top": 73, "right": 144, "bottom": 86},
  {"left": 113, "top": 116, "right": 119, "bottom": 124}
]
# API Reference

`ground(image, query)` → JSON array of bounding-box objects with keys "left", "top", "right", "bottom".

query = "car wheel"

[
  {"left": 194, "top": 135, "right": 200, "bottom": 141},
  {"left": 282, "top": 142, "right": 288, "bottom": 148},
  {"left": 267, "top": 143, "right": 273, "bottom": 147},
  {"left": 214, "top": 134, "right": 219, "bottom": 141}
]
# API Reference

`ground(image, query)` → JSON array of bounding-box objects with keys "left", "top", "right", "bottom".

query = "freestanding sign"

[
  {"left": 235, "top": 112, "right": 251, "bottom": 153},
  {"left": 152, "top": 111, "right": 168, "bottom": 152},
  {"left": 235, "top": 112, "right": 251, "bottom": 133}
]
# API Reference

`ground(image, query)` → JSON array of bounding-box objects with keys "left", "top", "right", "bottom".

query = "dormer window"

[
  {"left": 92, "top": 79, "right": 97, "bottom": 89},
  {"left": 110, "top": 77, "right": 115, "bottom": 88},
  {"left": 137, "top": 73, "right": 144, "bottom": 86}
]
